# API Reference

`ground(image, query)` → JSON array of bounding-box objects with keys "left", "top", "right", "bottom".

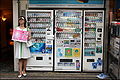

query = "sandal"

[
  {"left": 22, "top": 71, "right": 27, "bottom": 77},
  {"left": 18, "top": 74, "right": 22, "bottom": 78}
]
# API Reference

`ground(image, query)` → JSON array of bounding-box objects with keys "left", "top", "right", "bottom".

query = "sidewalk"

[
  {"left": 0, "top": 53, "right": 111, "bottom": 80},
  {"left": 0, "top": 72, "right": 111, "bottom": 80}
]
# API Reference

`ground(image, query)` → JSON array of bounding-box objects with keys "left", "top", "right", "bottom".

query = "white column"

[{"left": 13, "top": 0, "right": 18, "bottom": 71}]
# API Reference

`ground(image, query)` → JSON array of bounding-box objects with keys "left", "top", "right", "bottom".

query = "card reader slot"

[
  {"left": 36, "top": 57, "right": 43, "bottom": 60},
  {"left": 60, "top": 59, "right": 73, "bottom": 62}
]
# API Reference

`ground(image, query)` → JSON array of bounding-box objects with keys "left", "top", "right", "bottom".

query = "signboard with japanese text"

[
  {"left": 28, "top": 0, "right": 104, "bottom": 8},
  {"left": 12, "top": 29, "right": 29, "bottom": 42}
]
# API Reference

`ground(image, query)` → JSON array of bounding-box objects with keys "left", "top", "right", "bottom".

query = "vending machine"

[
  {"left": 83, "top": 10, "right": 104, "bottom": 72},
  {"left": 25, "top": 9, "right": 104, "bottom": 72},
  {"left": 26, "top": 10, "right": 54, "bottom": 71},
  {"left": 54, "top": 10, "right": 83, "bottom": 71}
]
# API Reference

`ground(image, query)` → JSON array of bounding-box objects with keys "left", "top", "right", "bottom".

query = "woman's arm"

[{"left": 27, "top": 27, "right": 31, "bottom": 40}]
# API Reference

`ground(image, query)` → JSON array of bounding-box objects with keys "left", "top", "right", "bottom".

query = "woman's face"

[{"left": 19, "top": 19, "right": 25, "bottom": 25}]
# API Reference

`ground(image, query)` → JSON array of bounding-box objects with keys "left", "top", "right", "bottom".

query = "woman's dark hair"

[{"left": 18, "top": 16, "right": 27, "bottom": 28}]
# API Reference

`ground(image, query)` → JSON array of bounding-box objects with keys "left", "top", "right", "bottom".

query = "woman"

[{"left": 15, "top": 16, "right": 31, "bottom": 78}]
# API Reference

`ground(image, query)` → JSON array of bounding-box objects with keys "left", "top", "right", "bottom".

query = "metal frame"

[{"left": 108, "top": 24, "right": 120, "bottom": 79}]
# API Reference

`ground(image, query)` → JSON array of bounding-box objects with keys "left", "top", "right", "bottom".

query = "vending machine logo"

[
  {"left": 29, "top": 43, "right": 45, "bottom": 53},
  {"left": 97, "top": 58, "right": 102, "bottom": 66},
  {"left": 96, "top": 46, "right": 102, "bottom": 53},
  {"left": 76, "top": 60, "right": 80, "bottom": 70},
  {"left": 84, "top": 49, "right": 95, "bottom": 56},
  {"left": 73, "top": 48, "right": 81, "bottom": 57},
  {"left": 92, "top": 62, "right": 97, "bottom": 69},
  {"left": 64, "top": 40, "right": 69, "bottom": 44},
  {"left": 46, "top": 45, "right": 52, "bottom": 54},
  {"left": 56, "top": 48, "right": 64, "bottom": 57},
  {"left": 77, "top": 0, "right": 89, "bottom": 3},
  {"left": 65, "top": 48, "right": 72, "bottom": 57},
  {"left": 92, "top": 58, "right": 102, "bottom": 69}
]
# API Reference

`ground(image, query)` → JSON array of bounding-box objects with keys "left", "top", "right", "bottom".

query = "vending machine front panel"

[
  {"left": 83, "top": 10, "right": 104, "bottom": 72},
  {"left": 55, "top": 10, "right": 83, "bottom": 71},
  {"left": 26, "top": 10, "right": 54, "bottom": 71}
]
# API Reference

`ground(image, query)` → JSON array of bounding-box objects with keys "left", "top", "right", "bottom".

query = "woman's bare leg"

[
  {"left": 19, "top": 59, "right": 23, "bottom": 75},
  {"left": 23, "top": 59, "right": 27, "bottom": 74}
]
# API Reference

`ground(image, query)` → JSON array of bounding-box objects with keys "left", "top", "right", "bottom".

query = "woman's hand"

[
  {"left": 28, "top": 30, "right": 31, "bottom": 41},
  {"left": 28, "top": 36, "right": 31, "bottom": 41}
]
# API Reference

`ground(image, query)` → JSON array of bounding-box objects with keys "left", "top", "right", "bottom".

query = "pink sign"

[{"left": 12, "top": 29, "right": 29, "bottom": 42}]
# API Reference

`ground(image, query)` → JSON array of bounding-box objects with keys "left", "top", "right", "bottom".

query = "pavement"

[{"left": 0, "top": 71, "right": 112, "bottom": 80}]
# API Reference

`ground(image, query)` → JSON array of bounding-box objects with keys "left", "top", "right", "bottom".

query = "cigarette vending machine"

[
  {"left": 55, "top": 10, "right": 83, "bottom": 71},
  {"left": 83, "top": 10, "right": 104, "bottom": 72},
  {"left": 25, "top": 9, "right": 104, "bottom": 72},
  {"left": 26, "top": 10, "right": 54, "bottom": 71}
]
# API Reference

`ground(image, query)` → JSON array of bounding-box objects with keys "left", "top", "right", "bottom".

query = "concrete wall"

[{"left": 13, "top": 0, "right": 18, "bottom": 71}]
